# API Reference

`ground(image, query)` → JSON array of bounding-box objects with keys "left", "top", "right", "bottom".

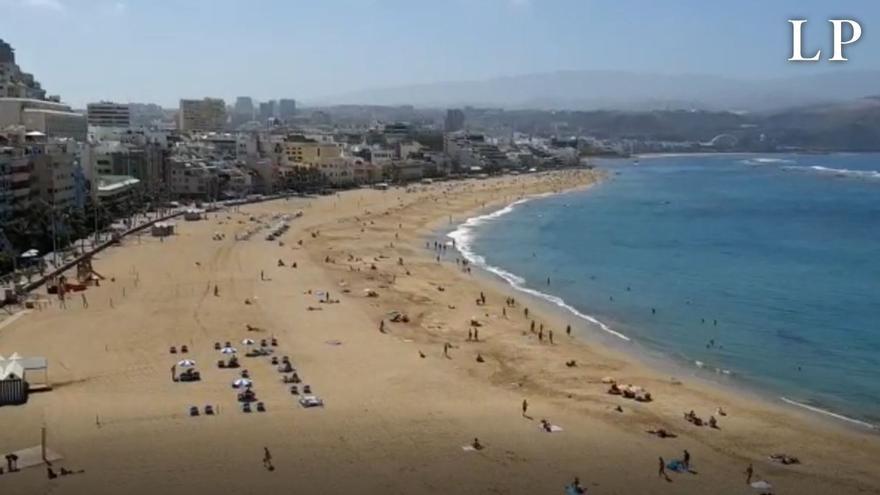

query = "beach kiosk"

[
  {"left": 0, "top": 357, "right": 27, "bottom": 405},
  {"left": 0, "top": 353, "right": 49, "bottom": 405}
]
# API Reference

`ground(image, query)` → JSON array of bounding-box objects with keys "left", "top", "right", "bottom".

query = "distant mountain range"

[{"left": 318, "top": 70, "right": 880, "bottom": 112}]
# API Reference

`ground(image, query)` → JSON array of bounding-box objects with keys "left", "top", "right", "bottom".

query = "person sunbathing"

[
  {"left": 541, "top": 419, "right": 553, "bottom": 432},
  {"left": 709, "top": 416, "right": 719, "bottom": 429},
  {"left": 770, "top": 454, "right": 800, "bottom": 465},
  {"left": 471, "top": 438, "right": 484, "bottom": 450},
  {"left": 646, "top": 428, "right": 677, "bottom": 439},
  {"left": 608, "top": 383, "right": 622, "bottom": 395}
]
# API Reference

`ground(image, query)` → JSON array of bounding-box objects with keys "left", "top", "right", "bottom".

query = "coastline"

[
  {"left": 1, "top": 169, "right": 879, "bottom": 495},
  {"left": 440, "top": 174, "right": 880, "bottom": 434}
]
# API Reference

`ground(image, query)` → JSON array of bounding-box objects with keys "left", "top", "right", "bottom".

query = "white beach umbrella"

[
  {"left": 20, "top": 249, "right": 39, "bottom": 258},
  {"left": 177, "top": 359, "right": 197, "bottom": 368},
  {"left": 220, "top": 347, "right": 237, "bottom": 354},
  {"left": 232, "top": 378, "right": 252, "bottom": 388},
  {"left": 241, "top": 338, "right": 256, "bottom": 346}
]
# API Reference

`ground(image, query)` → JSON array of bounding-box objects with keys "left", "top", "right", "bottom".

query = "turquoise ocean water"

[{"left": 449, "top": 154, "right": 880, "bottom": 429}]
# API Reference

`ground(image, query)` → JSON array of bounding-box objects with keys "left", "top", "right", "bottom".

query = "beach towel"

[
  {"left": 539, "top": 424, "right": 564, "bottom": 433},
  {"left": 461, "top": 445, "right": 477, "bottom": 452},
  {"left": 666, "top": 460, "right": 690, "bottom": 473},
  {"left": 751, "top": 480, "right": 773, "bottom": 490},
  {"left": 565, "top": 485, "right": 585, "bottom": 495}
]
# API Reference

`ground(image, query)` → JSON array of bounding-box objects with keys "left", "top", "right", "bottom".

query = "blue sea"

[{"left": 449, "top": 154, "right": 880, "bottom": 429}]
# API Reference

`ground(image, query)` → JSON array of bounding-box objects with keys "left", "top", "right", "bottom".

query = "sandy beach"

[{"left": 1, "top": 170, "right": 879, "bottom": 495}]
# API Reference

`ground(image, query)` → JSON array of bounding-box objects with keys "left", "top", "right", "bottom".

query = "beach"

[{"left": 1, "top": 169, "right": 879, "bottom": 495}]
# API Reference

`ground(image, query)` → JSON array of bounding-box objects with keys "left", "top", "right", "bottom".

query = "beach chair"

[
  {"left": 281, "top": 356, "right": 290, "bottom": 364},
  {"left": 205, "top": 405, "right": 214, "bottom": 415},
  {"left": 303, "top": 385, "right": 312, "bottom": 394},
  {"left": 256, "top": 402, "right": 266, "bottom": 412},
  {"left": 242, "top": 402, "right": 252, "bottom": 413},
  {"left": 271, "top": 337, "right": 278, "bottom": 347},
  {"left": 290, "top": 385, "right": 299, "bottom": 395},
  {"left": 271, "top": 357, "right": 279, "bottom": 365},
  {"left": 181, "top": 345, "right": 189, "bottom": 354},
  {"left": 214, "top": 342, "right": 221, "bottom": 350},
  {"left": 241, "top": 370, "right": 250, "bottom": 378},
  {"left": 170, "top": 346, "right": 177, "bottom": 354},
  {"left": 217, "top": 360, "right": 226, "bottom": 369},
  {"left": 224, "top": 341, "right": 232, "bottom": 348},
  {"left": 260, "top": 339, "right": 268, "bottom": 347},
  {"left": 189, "top": 406, "right": 199, "bottom": 417}
]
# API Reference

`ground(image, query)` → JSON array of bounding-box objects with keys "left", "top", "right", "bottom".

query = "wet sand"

[{"left": 1, "top": 170, "right": 879, "bottom": 495}]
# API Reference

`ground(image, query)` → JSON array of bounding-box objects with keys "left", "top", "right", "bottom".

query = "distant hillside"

[{"left": 319, "top": 70, "right": 880, "bottom": 113}]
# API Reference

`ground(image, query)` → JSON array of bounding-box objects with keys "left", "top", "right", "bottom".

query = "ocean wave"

[
  {"left": 447, "top": 196, "right": 631, "bottom": 342},
  {"left": 741, "top": 157, "right": 796, "bottom": 166},
  {"left": 780, "top": 397, "right": 878, "bottom": 430},
  {"left": 782, "top": 165, "right": 880, "bottom": 180}
]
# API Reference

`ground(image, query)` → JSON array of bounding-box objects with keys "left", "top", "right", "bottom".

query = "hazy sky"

[{"left": 1, "top": 0, "right": 877, "bottom": 107}]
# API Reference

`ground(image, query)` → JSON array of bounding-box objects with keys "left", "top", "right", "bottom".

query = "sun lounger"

[
  {"left": 189, "top": 406, "right": 199, "bottom": 417},
  {"left": 242, "top": 402, "right": 252, "bottom": 413},
  {"left": 181, "top": 345, "right": 189, "bottom": 354},
  {"left": 260, "top": 339, "right": 268, "bottom": 347},
  {"left": 271, "top": 357, "right": 279, "bottom": 365},
  {"left": 170, "top": 346, "right": 177, "bottom": 354},
  {"left": 214, "top": 342, "right": 221, "bottom": 350},
  {"left": 298, "top": 395, "right": 324, "bottom": 408},
  {"left": 290, "top": 385, "right": 299, "bottom": 395},
  {"left": 256, "top": 402, "right": 266, "bottom": 412},
  {"left": 205, "top": 405, "right": 214, "bottom": 415},
  {"left": 217, "top": 360, "right": 226, "bottom": 368},
  {"left": 303, "top": 385, "right": 312, "bottom": 394},
  {"left": 271, "top": 338, "right": 278, "bottom": 346}
]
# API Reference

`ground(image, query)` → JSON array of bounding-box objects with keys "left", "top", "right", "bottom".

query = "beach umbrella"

[
  {"left": 20, "top": 249, "right": 39, "bottom": 258},
  {"left": 241, "top": 338, "right": 255, "bottom": 346},
  {"left": 177, "top": 359, "right": 196, "bottom": 368},
  {"left": 220, "top": 347, "right": 237, "bottom": 354},
  {"left": 232, "top": 378, "right": 252, "bottom": 388}
]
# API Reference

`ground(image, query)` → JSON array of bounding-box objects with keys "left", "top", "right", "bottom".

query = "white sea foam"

[
  {"left": 782, "top": 165, "right": 880, "bottom": 180},
  {"left": 447, "top": 195, "right": 631, "bottom": 342},
  {"left": 780, "top": 397, "right": 878, "bottom": 430},
  {"left": 741, "top": 157, "right": 796, "bottom": 166}
]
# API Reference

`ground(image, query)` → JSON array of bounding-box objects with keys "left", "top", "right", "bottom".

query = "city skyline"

[{"left": 1, "top": 0, "right": 878, "bottom": 107}]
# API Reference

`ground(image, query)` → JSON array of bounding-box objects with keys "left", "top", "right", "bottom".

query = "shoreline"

[{"left": 440, "top": 175, "right": 880, "bottom": 434}]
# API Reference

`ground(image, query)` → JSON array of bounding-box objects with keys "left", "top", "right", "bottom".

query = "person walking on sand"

[
  {"left": 379, "top": 320, "right": 386, "bottom": 333},
  {"left": 468, "top": 329, "right": 473, "bottom": 341},
  {"left": 81, "top": 293, "right": 88, "bottom": 309},
  {"left": 524, "top": 307, "right": 529, "bottom": 318},
  {"left": 260, "top": 270, "right": 264, "bottom": 281},
  {"left": 566, "top": 324, "right": 571, "bottom": 336},
  {"left": 214, "top": 285, "right": 219, "bottom": 297},
  {"left": 263, "top": 447, "right": 273, "bottom": 470},
  {"left": 522, "top": 399, "right": 529, "bottom": 417},
  {"left": 538, "top": 328, "right": 544, "bottom": 342},
  {"left": 683, "top": 450, "right": 691, "bottom": 470},
  {"left": 549, "top": 330, "right": 554, "bottom": 344},
  {"left": 443, "top": 342, "right": 450, "bottom": 358},
  {"left": 658, "top": 457, "right": 669, "bottom": 481},
  {"left": 530, "top": 320, "right": 535, "bottom": 333},
  {"left": 473, "top": 329, "right": 479, "bottom": 342},
  {"left": 745, "top": 463, "right": 754, "bottom": 485}
]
